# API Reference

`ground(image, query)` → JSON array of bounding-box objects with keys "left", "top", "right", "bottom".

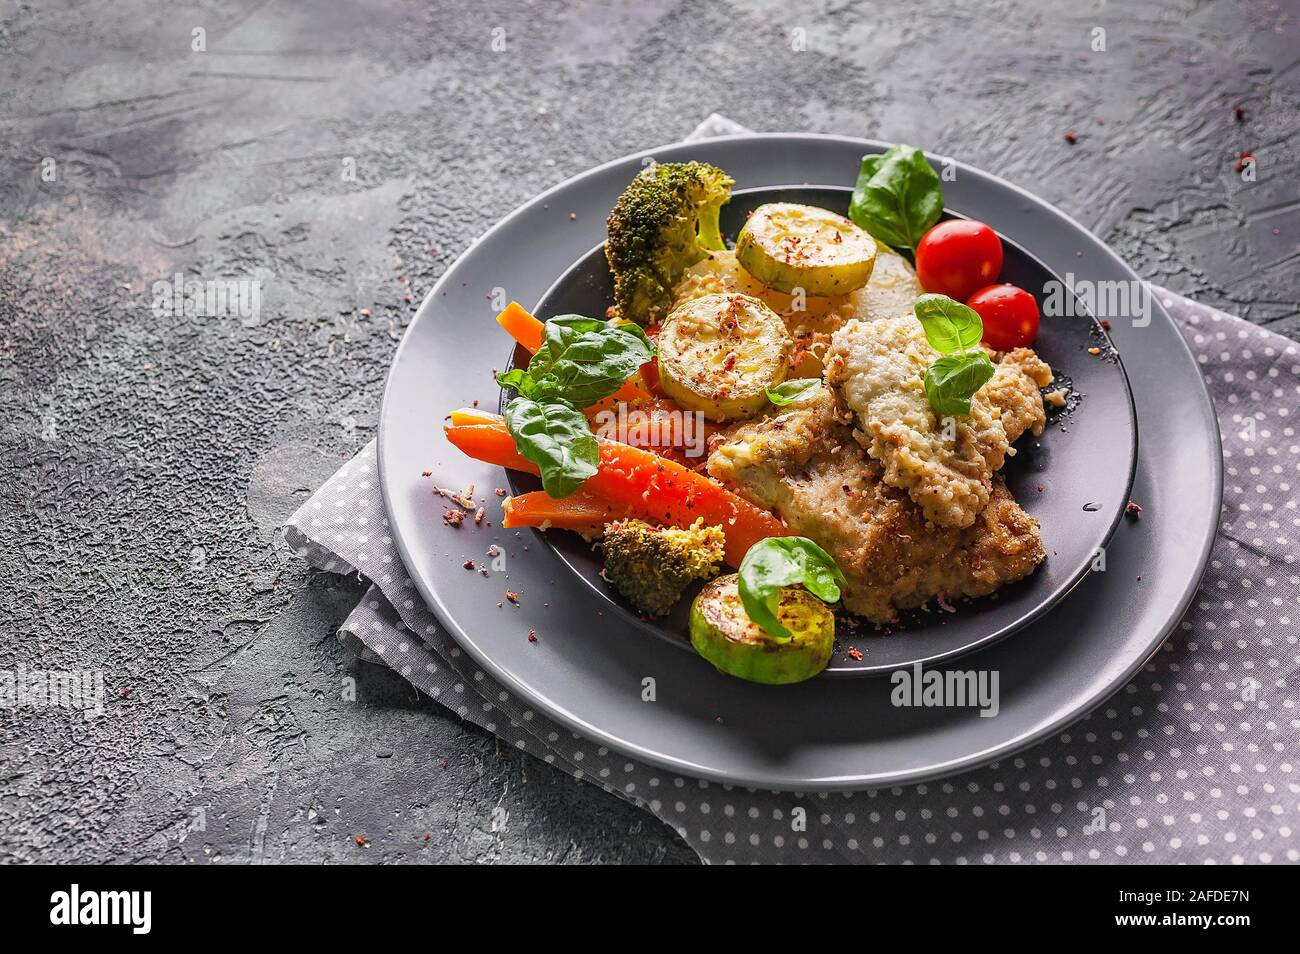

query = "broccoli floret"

[
  {"left": 605, "top": 161, "right": 734, "bottom": 325},
  {"left": 600, "top": 517, "right": 726, "bottom": 616}
]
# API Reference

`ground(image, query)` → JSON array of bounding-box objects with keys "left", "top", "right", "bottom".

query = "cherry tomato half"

[
  {"left": 915, "top": 220, "right": 1004, "bottom": 301},
  {"left": 966, "top": 284, "right": 1040, "bottom": 351}
]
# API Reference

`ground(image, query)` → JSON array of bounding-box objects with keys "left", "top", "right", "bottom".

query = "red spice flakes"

[
  {"left": 421, "top": 469, "right": 432, "bottom": 478},
  {"left": 1063, "top": 130, "right": 1078, "bottom": 144},
  {"left": 847, "top": 647, "right": 864, "bottom": 661},
  {"left": 120, "top": 686, "right": 131, "bottom": 698},
  {"left": 354, "top": 835, "right": 368, "bottom": 847},
  {"left": 1125, "top": 500, "right": 1143, "bottom": 518},
  {"left": 494, "top": 488, "right": 506, "bottom": 496},
  {"left": 1234, "top": 150, "right": 1254, "bottom": 172},
  {"left": 443, "top": 509, "right": 464, "bottom": 527},
  {"left": 474, "top": 506, "right": 485, "bottom": 525},
  {"left": 438, "top": 758, "right": 449, "bottom": 768},
  {"left": 463, "top": 559, "right": 475, "bottom": 570},
  {"left": 505, "top": 589, "right": 520, "bottom": 604},
  {"left": 1100, "top": 319, "right": 1111, "bottom": 330},
  {"left": 527, "top": 629, "right": 538, "bottom": 643},
  {"left": 424, "top": 832, "right": 432, "bottom": 841},
  {"left": 404, "top": 292, "right": 413, "bottom": 304},
  {"left": 1234, "top": 104, "right": 1246, "bottom": 122}
]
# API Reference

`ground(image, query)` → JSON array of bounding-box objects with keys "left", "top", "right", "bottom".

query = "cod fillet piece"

[
  {"left": 707, "top": 386, "right": 1045, "bottom": 623},
  {"left": 825, "top": 315, "right": 1053, "bottom": 530}
]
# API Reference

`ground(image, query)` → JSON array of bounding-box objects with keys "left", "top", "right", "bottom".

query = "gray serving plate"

[
  {"left": 518, "top": 185, "right": 1137, "bottom": 674},
  {"left": 378, "top": 135, "right": 1220, "bottom": 789}
]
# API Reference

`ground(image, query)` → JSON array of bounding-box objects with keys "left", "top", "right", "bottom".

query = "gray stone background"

[{"left": 1, "top": 0, "right": 1296, "bottom": 864}]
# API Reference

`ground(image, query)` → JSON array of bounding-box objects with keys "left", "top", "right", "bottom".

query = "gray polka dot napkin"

[{"left": 283, "top": 121, "right": 1298, "bottom": 865}]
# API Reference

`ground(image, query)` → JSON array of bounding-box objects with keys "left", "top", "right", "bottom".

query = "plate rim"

[
  {"left": 515, "top": 182, "right": 1140, "bottom": 675},
  {"left": 377, "top": 133, "right": 1222, "bottom": 789}
]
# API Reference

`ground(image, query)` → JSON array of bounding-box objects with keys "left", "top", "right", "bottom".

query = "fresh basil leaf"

[
  {"left": 503, "top": 397, "right": 599, "bottom": 499},
  {"left": 526, "top": 317, "right": 655, "bottom": 408},
  {"left": 737, "top": 537, "right": 848, "bottom": 640},
  {"left": 765, "top": 378, "right": 821, "bottom": 407},
  {"left": 913, "top": 293, "right": 984, "bottom": 354},
  {"left": 848, "top": 144, "right": 944, "bottom": 252},
  {"left": 495, "top": 368, "right": 534, "bottom": 397},
  {"left": 923, "top": 351, "right": 996, "bottom": 418}
]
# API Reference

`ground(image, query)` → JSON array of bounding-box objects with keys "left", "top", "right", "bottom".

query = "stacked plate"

[{"left": 378, "top": 135, "right": 1220, "bottom": 789}]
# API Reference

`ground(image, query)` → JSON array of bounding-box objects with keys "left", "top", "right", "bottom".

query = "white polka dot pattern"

[{"left": 284, "top": 288, "right": 1298, "bottom": 865}]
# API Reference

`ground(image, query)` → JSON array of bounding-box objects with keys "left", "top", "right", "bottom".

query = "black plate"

[{"left": 508, "top": 185, "right": 1138, "bottom": 675}]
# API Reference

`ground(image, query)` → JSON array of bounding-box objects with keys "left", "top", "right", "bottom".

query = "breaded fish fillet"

[
  {"left": 707, "top": 386, "right": 1045, "bottom": 623},
  {"left": 825, "top": 315, "right": 1052, "bottom": 529}
]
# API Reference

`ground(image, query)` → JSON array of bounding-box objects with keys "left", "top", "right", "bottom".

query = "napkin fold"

[{"left": 283, "top": 118, "right": 1300, "bottom": 865}]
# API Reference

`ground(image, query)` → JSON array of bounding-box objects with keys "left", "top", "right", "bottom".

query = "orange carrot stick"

[
  {"left": 444, "top": 423, "right": 538, "bottom": 474},
  {"left": 495, "top": 301, "right": 545, "bottom": 353},
  {"left": 582, "top": 443, "right": 784, "bottom": 567},
  {"left": 501, "top": 490, "right": 629, "bottom": 533}
]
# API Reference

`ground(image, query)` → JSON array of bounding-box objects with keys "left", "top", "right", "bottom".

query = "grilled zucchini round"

[
  {"left": 689, "top": 574, "right": 835, "bottom": 685},
  {"left": 657, "top": 293, "right": 791, "bottom": 421},
  {"left": 735, "top": 203, "right": 877, "bottom": 296}
]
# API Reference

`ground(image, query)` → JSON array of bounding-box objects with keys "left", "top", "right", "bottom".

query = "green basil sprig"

[
  {"left": 848, "top": 144, "right": 944, "bottom": 253},
  {"left": 502, "top": 397, "right": 599, "bottom": 499},
  {"left": 524, "top": 316, "right": 654, "bottom": 407},
  {"left": 913, "top": 293, "right": 996, "bottom": 418},
  {"left": 496, "top": 316, "right": 654, "bottom": 498},
  {"left": 764, "top": 378, "right": 821, "bottom": 407},
  {"left": 737, "top": 537, "right": 848, "bottom": 640}
]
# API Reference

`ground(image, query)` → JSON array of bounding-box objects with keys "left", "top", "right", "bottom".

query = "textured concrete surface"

[{"left": 1, "top": 0, "right": 1297, "bottom": 864}]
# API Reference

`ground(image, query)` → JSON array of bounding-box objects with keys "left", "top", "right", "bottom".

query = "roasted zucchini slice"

[
  {"left": 736, "top": 203, "right": 877, "bottom": 296},
  {"left": 657, "top": 293, "right": 791, "bottom": 421},
  {"left": 689, "top": 574, "right": 835, "bottom": 684}
]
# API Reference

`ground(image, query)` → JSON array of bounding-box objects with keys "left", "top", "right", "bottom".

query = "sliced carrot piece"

[
  {"left": 495, "top": 301, "right": 545, "bottom": 353},
  {"left": 444, "top": 423, "right": 537, "bottom": 474},
  {"left": 501, "top": 490, "right": 629, "bottom": 533},
  {"left": 583, "top": 443, "right": 785, "bottom": 567}
]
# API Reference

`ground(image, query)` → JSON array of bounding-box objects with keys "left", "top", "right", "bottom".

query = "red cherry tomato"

[
  {"left": 966, "top": 284, "right": 1040, "bottom": 351},
  {"left": 915, "top": 220, "right": 1004, "bottom": 301}
]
